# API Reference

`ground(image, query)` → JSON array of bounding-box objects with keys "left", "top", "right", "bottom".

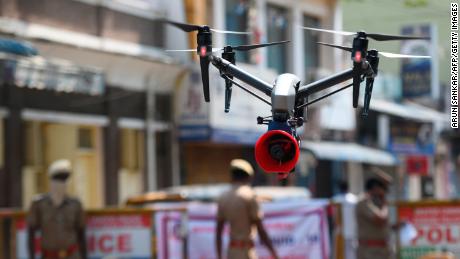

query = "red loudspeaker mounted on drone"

[{"left": 255, "top": 130, "right": 300, "bottom": 173}]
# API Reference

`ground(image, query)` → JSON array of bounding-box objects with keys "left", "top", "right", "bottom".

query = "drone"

[{"left": 161, "top": 19, "right": 430, "bottom": 179}]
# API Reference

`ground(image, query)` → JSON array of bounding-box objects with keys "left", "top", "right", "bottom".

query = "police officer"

[
  {"left": 355, "top": 172, "right": 392, "bottom": 259},
  {"left": 27, "top": 159, "right": 87, "bottom": 259},
  {"left": 215, "top": 159, "right": 278, "bottom": 259}
]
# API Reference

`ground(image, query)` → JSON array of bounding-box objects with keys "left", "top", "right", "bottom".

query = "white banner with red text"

[
  {"left": 398, "top": 203, "right": 460, "bottom": 259},
  {"left": 155, "top": 200, "right": 330, "bottom": 259},
  {"left": 14, "top": 212, "right": 152, "bottom": 259}
]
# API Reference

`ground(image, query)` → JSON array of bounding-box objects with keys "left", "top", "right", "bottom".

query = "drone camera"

[{"left": 255, "top": 130, "right": 299, "bottom": 173}]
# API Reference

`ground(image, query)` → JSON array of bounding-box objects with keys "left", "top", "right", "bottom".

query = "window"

[
  {"left": 267, "top": 4, "right": 289, "bottom": 74},
  {"left": 154, "top": 93, "right": 172, "bottom": 122},
  {"left": 304, "top": 15, "right": 320, "bottom": 82},
  {"left": 78, "top": 128, "right": 94, "bottom": 149},
  {"left": 225, "top": 0, "right": 251, "bottom": 63},
  {"left": 156, "top": 131, "right": 172, "bottom": 188},
  {"left": 120, "top": 129, "right": 144, "bottom": 170}
]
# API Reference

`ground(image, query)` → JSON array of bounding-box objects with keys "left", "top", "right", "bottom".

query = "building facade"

[{"left": 0, "top": 0, "right": 187, "bottom": 208}]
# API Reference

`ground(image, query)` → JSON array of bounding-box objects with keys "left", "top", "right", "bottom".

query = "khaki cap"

[
  {"left": 230, "top": 159, "right": 254, "bottom": 176},
  {"left": 370, "top": 167, "right": 393, "bottom": 185},
  {"left": 48, "top": 159, "right": 72, "bottom": 177}
]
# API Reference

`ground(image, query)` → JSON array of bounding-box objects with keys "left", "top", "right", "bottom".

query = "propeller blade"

[
  {"left": 299, "top": 26, "right": 355, "bottom": 36},
  {"left": 379, "top": 51, "right": 431, "bottom": 59},
  {"left": 210, "top": 28, "right": 252, "bottom": 35},
  {"left": 166, "top": 48, "right": 222, "bottom": 52},
  {"left": 317, "top": 42, "right": 352, "bottom": 52},
  {"left": 232, "top": 40, "right": 290, "bottom": 51},
  {"left": 158, "top": 19, "right": 202, "bottom": 32},
  {"left": 300, "top": 25, "right": 430, "bottom": 41},
  {"left": 366, "top": 33, "right": 430, "bottom": 41},
  {"left": 165, "top": 49, "right": 196, "bottom": 52}
]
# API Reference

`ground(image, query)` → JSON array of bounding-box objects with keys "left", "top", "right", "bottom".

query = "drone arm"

[
  {"left": 210, "top": 55, "right": 273, "bottom": 96},
  {"left": 297, "top": 68, "right": 354, "bottom": 98}
]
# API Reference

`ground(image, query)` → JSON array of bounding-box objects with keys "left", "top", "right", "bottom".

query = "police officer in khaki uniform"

[
  {"left": 27, "top": 159, "right": 87, "bottom": 259},
  {"left": 216, "top": 159, "right": 278, "bottom": 259},
  {"left": 355, "top": 172, "right": 392, "bottom": 259}
]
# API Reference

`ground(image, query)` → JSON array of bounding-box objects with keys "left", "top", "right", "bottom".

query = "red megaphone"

[{"left": 255, "top": 130, "right": 300, "bottom": 173}]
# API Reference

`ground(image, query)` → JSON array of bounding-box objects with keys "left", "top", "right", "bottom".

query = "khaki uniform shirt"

[
  {"left": 217, "top": 184, "right": 262, "bottom": 259},
  {"left": 355, "top": 196, "right": 390, "bottom": 259},
  {"left": 27, "top": 194, "right": 85, "bottom": 257}
]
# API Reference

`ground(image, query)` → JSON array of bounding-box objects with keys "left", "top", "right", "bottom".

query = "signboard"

[
  {"left": 1, "top": 57, "right": 105, "bottom": 95},
  {"left": 388, "top": 118, "right": 434, "bottom": 155},
  {"left": 400, "top": 25, "right": 432, "bottom": 99},
  {"left": 156, "top": 200, "right": 330, "bottom": 259},
  {"left": 14, "top": 212, "right": 152, "bottom": 259},
  {"left": 406, "top": 155, "right": 429, "bottom": 176},
  {"left": 398, "top": 203, "right": 460, "bottom": 259}
]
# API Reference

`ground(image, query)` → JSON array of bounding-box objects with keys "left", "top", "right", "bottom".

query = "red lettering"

[
  {"left": 99, "top": 235, "right": 113, "bottom": 253},
  {"left": 118, "top": 234, "right": 132, "bottom": 252},
  {"left": 427, "top": 228, "right": 443, "bottom": 244},
  {"left": 447, "top": 227, "right": 459, "bottom": 243}
]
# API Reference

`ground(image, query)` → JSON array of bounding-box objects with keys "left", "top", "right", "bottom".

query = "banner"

[
  {"left": 14, "top": 212, "right": 152, "bottom": 259},
  {"left": 398, "top": 203, "right": 460, "bottom": 259},
  {"left": 156, "top": 200, "right": 330, "bottom": 259},
  {"left": 154, "top": 210, "right": 185, "bottom": 259}
]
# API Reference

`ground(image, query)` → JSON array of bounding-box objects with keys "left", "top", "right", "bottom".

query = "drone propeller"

[
  {"left": 229, "top": 40, "right": 290, "bottom": 51},
  {"left": 316, "top": 42, "right": 431, "bottom": 59},
  {"left": 166, "top": 40, "right": 290, "bottom": 53},
  {"left": 379, "top": 51, "right": 431, "bottom": 59},
  {"left": 166, "top": 48, "right": 222, "bottom": 52},
  {"left": 301, "top": 26, "right": 430, "bottom": 41},
  {"left": 161, "top": 19, "right": 252, "bottom": 102},
  {"left": 159, "top": 19, "right": 251, "bottom": 34}
]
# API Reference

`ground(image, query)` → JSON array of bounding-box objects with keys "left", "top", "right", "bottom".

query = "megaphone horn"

[{"left": 255, "top": 130, "right": 300, "bottom": 173}]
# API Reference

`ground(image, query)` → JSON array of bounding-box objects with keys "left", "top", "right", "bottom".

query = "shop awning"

[
  {"left": 1, "top": 53, "right": 105, "bottom": 95},
  {"left": 0, "top": 37, "right": 38, "bottom": 56},
  {"left": 301, "top": 141, "right": 398, "bottom": 166},
  {"left": 364, "top": 99, "right": 449, "bottom": 123}
]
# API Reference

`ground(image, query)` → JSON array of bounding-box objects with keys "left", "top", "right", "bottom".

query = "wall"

[
  {"left": 183, "top": 143, "right": 246, "bottom": 184},
  {"left": 22, "top": 121, "right": 104, "bottom": 209},
  {"left": 0, "top": 0, "right": 164, "bottom": 47}
]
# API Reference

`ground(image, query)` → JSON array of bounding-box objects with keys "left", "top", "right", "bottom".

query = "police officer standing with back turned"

[
  {"left": 27, "top": 159, "right": 87, "bottom": 259},
  {"left": 216, "top": 159, "right": 278, "bottom": 259},
  {"left": 355, "top": 171, "right": 393, "bottom": 259}
]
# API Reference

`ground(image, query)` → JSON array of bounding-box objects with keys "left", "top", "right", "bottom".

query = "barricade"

[
  {"left": 330, "top": 200, "right": 460, "bottom": 259},
  {"left": 396, "top": 200, "right": 460, "bottom": 259},
  {"left": 0, "top": 199, "right": 334, "bottom": 259},
  {"left": 155, "top": 199, "right": 332, "bottom": 259},
  {"left": 0, "top": 207, "right": 188, "bottom": 259}
]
